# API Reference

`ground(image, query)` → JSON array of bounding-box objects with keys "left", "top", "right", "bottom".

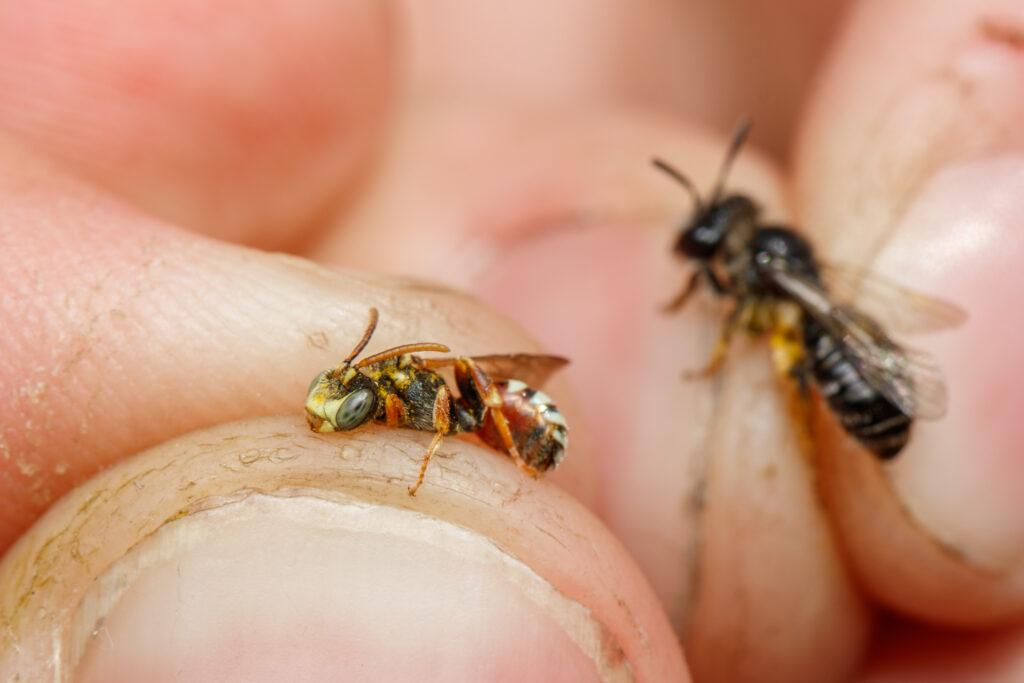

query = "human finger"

[
  {"left": 310, "top": 103, "right": 871, "bottom": 682},
  {"left": 0, "top": 138, "right": 592, "bottom": 556},
  {"left": 394, "top": 0, "right": 851, "bottom": 157},
  {"left": 794, "top": 0, "right": 1024, "bottom": 625},
  {"left": 0, "top": 0, "right": 394, "bottom": 249},
  {"left": 0, "top": 417, "right": 686, "bottom": 681}
]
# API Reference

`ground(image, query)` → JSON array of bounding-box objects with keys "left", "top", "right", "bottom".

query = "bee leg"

[
  {"left": 452, "top": 357, "right": 487, "bottom": 420},
  {"left": 704, "top": 267, "right": 728, "bottom": 295},
  {"left": 663, "top": 265, "right": 725, "bottom": 312},
  {"left": 769, "top": 324, "right": 816, "bottom": 458},
  {"left": 408, "top": 431, "right": 444, "bottom": 496},
  {"left": 767, "top": 311, "right": 805, "bottom": 381},
  {"left": 488, "top": 407, "right": 539, "bottom": 479},
  {"left": 408, "top": 385, "right": 453, "bottom": 496},
  {"left": 683, "top": 299, "right": 753, "bottom": 379},
  {"left": 785, "top": 380, "right": 816, "bottom": 462},
  {"left": 384, "top": 393, "right": 405, "bottom": 428},
  {"left": 662, "top": 271, "right": 702, "bottom": 312},
  {"left": 454, "top": 358, "right": 538, "bottom": 478},
  {"left": 788, "top": 350, "right": 812, "bottom": 397}
]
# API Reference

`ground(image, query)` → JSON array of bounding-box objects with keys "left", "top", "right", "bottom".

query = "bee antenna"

[
  {"left": 709, "top": 118, "right": 751, "bottom": 204},
  {"left": 652, "top": 158, "right": 704, "bottom": 213},
  {"left": 343, "top": 307, "right": 379, "bottom": 365}
]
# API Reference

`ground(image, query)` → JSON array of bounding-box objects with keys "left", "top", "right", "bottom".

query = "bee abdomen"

[
  {"left": 804, "top": 322, "right": 911, "bottom": 459},
  {"left": 488, "top": 380, "right": 568, "bottom": 473}
]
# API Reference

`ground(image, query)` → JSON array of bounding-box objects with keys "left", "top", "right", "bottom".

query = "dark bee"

[
  {"left": 653, "top": 120, "right": 964, "bottom": 458},
  {"left": 794, "top": 276, "right": 960, "bottom": 458},
  {"left": 305, "top": 308, "right": 568, "bottom": 494}
]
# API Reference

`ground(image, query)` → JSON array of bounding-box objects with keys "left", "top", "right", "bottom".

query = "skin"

[{"left": 1, "top": 0, "right": 1024, "bottom": 680}]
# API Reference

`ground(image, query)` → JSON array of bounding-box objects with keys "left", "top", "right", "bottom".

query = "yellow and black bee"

[
  {"left": 653, "top": 120, "right": 965, "bottom": 457},
  {"left": 306, "top": 309, "right": 568, "bottom": 494}
]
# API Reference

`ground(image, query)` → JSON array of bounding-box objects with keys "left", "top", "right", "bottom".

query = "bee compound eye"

[{"left": 332, "top": 389, "right": 375, "bottom": 430}]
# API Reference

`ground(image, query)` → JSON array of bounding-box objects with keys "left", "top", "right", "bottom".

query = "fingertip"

[
  {"left": 795, "top": 0, "right": 1024, "bottom": 256},
  {"left": 0, "top": 142, "right": 595, "bottom": 551},
  {"left": 793, "top": 0, "right": 1024, "bottom": 625},
  {"left": 872, "top": 157, "right": 1024, "bottom": 584},
  {"left": 814, "top": 161, "right": 1024, "bottom": 623},
  {"left": 0, "top": 417, "right": 687, "bottom": 682}
]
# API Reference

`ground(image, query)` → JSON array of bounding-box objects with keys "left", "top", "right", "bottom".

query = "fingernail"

[
  {"left": 70, "top": 494, "right": 621, "bottom": 681},
  {"left": 1, "top": 416, "right": 684, "bottom": 681}
]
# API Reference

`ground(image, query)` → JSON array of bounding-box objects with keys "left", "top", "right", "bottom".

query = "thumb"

[
  {"left": 0, "top": 417, "right": 685, "bottom": 681},
  {"left": 0, "top": 138, "right": 593, "bottom": 553}
]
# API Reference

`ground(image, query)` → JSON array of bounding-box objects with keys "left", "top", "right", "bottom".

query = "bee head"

[
  {"left": 305, "top": 367, "right": 379, "bottom": 432},
  {"left": 653, "top": 118, "right": 755, "bottom": 262},
  {"left": 675, "top": 194, "right": 757, "bottom": 260},
  {"left": 305, "top": 308, "right": 382, "bottom": 432}
]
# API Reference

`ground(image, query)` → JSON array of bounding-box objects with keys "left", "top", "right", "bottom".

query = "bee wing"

[
  {"left": 880, "top": 346, "right": 949, "bottom": 420},
  {"left": 763, "top": 264, "right": 950, "bottom": 420},
  {"left": 820, "top": 262, "right": 967, "bottom": 335},
  {"left": 421, "top": 354, "right": 569, "bottom": 388}
]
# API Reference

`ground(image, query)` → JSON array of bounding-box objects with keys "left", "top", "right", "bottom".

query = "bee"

[
  {"left": 652, "top": 120, "right": 965, "bottom": 458},
  {"left": 305, "top": 308, "right": 569, "bottom": 494}
]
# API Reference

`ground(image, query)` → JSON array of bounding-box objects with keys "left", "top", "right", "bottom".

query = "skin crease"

[{"left": 2, "top": 1, "right": 1024, "bottom": 682}]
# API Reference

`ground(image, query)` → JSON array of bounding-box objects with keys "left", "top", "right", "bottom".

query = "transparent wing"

[
  {"left": 885, "top": 346, "right": 949, "bottom": 420},
  {"left": 820, "top": 262, "right": 967, "bottom": 335},
  {"left": 763, "top": 263, "right": 950, "bottom": 420},
  {"left": 421, "top": 354, "right": 569, "bottom": 388}
]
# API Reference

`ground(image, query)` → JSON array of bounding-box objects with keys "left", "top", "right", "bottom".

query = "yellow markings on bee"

[
  {"left": 773, "top": 298, "right": 802, "bottom": 329},
  {"left": 769, "top": 300, "right": 805, "bottom": 378},
  {"left": 305, "top": 393, "right": 325, "bottom": 417},
  {"left": 769, "top": 329, "right": 804, "bottom": 378},
  {"left": 768, "top": 300, "right": 815, "bottom": 458},
  {"left": 309, "top": 399, "right": 342, "bottom": 432},
  {"left": 749, "top": 302, "right": 775, "bottom": 334},
  {"left": 485, "top": 387, "right": 503, "bottom": 408}
]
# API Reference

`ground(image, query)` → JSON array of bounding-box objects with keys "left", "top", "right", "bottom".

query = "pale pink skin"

[{"left": 2, "top": 0, "right": 1024, "bottom": 680}]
